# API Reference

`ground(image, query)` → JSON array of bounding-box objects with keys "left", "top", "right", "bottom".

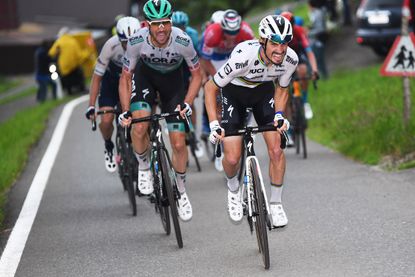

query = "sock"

[
  {"left": 104, "top": 139, "right": 114, "bottom": 152},
  {"left": 176, "top": 171, "right": 186, "bottom": 193},
  {"left": 302, "top": 90, "right": 308, "bottom": 103},
  {"left": 226, "top": 174, "right": 239, "bottom": 192},
  {"left": 135, "top": 148, "right": 150, "bottom": 170},
  {"left": 270, "top": 183, "right": 283, "bottom": 203}
]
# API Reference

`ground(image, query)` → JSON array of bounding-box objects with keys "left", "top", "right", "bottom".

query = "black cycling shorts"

[
  {"left": 130, "top": 61, "right": 186, "bottom": 131},
  {"left": 220, "top": 82, "right": 275, "bottom": 132},
  {"left": 98, "top": 71, "right": 119, "bottom": 108}
]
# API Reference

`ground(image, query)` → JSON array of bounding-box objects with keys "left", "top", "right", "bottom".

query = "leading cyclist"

[
  {"left": 85, "top": 16, "right": 141, "bottom": 172},
  {"left": 205, "top": 15, "right": 297, "bottom": 228},
  {"left": 118, "top": 0, "right": 202, "bottom": 222}
]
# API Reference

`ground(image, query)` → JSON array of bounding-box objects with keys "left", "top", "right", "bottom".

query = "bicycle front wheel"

[
  {"left": 160, "top": 149, "right": 183, "bottom": 248},
  {"left": 125, "top": 144, "right": 137, "bottom": 216},
  {"left": 250, "top": 160, "right": 270, "bottom": 269},
  {"left": 152, "top": 161, "right": 171, "bottom": 235}
]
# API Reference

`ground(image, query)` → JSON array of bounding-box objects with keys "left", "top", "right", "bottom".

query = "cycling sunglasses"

[
  {"left": 148, "top": 19, "right": 172, "bottom": 28},
  {"left": 270, "top": 34, "right": 292, "bottom": 44}
]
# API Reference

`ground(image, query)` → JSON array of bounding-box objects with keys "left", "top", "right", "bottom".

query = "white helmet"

[
  {"left": 258, "top": 15, "right": 292, "bottom": 44},
  {"left": 210, "top": 10, "right": 225, "bottom": 24},
  {"left": 221, "top": 9, "right": 242, "bottom": 34},
  {"left": 116, "top": 16, "right": 141, "bottom": 41}
]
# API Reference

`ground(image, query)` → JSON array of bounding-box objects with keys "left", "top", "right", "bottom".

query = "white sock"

[
  {"left": 176, "top": 171, "right": 186, "bottom": 193},
  {"left": 270, "top": 183, "right": 283, "bottom": 203},
  {"left": 226, "top": 174, "right": 239, "bottom": 192},
  {"left": 135, "top": 149, "right": 150, "bottom": 170}
]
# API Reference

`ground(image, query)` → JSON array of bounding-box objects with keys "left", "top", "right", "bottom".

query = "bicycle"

[
  {"left": 289, "top": 77, "right": 317, "bottom": 159},
  {"left": 185, "top": 124, "right": 202, "bottom": 172},
  {"left": 216, "top": 125, "right": 287, "bottom": 269},
  {"left": 92, "top": 108, "right": 138, "bottom": 216},
  {"left": 131, "top": 111, "right": 186, "bottom": 248}
]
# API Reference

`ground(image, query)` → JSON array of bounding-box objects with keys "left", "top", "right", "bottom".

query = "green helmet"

[{"left": 143, "top": 0, "right": 173, "bottom": 21}]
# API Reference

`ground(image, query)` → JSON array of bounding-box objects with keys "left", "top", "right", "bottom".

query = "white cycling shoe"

[
  {"left": 138, "top": 169, "right": 154, "bottom": 195},
  {"left": 177, "top": 191, "right": 193, "bottom": 221},
  {"left": 215, "top": 155, "right": 224, "bottom": 172},
  {"left": 270, "top": 203, "right": 288, "bottom": 228},
  {"left": 195, "top": 140, "right": 204, "bottom": 158},
  {"left": 227, "top": 189, "right": 243, "bottom": 224},
  {"left": 304, "top": 103, "right": 313, "bottom": 120},
  {"left": 104, "top": 150, "right": 117, "bottom": 173}
]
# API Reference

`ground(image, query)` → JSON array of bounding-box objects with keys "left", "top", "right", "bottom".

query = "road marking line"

[{"left": 0, "top": 95, "right": 88, "bottom": 277}]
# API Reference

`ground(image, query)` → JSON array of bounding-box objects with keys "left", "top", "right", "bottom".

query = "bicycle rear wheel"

[
  {"left": 152, "top": 160, "right": 171, "bottom": 235},
  {"left": 160, "top": 149, "right": 183, "bottom": 248},
  {"left": 187, "top": 133, "right": 201, "bottom": 172},
  {"left": 250, "top": 161, "right": 270, "bottom": 269}
]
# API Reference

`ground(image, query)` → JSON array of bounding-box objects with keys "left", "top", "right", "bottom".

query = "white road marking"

[{"left": 0, "top": 95, "right": 88, "bottom": 277}]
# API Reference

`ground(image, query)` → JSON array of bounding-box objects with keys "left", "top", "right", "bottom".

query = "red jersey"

[{"left": 289, "top": 25, "right": 310, "bottom": 55}]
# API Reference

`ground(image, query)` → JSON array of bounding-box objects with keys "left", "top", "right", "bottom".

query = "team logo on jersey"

[
  {"left": 130, "top": 36, "right": 144, "bottom": 45},
  {"left": 227, "top": 105, "right": 234, "bottom": 117},
  {"left": 97, "top": 58, "right": 105, "bottom": 66},
  {"left": 191, "top": 55, "right": 199, "bottom": 64},
  {"left": 286, "top": 55, "right": 298, "bottom": 66},
  {"left": 142, "top": 55, "right": 179, "bottom": 65},
  {"left": 254, "top": 60, "right": 259, "bottom": 66},
  {"left": 218, "top": 72, "right": 224, "bottom": 79},
  {"left": 235, "top": 60, "right": 248, "bottom": 69},
  {"left": 224, "top": 63, "right": 233, "bottom": 75},
  {"left": 175, "top": 36, "right": 190, "bottom": 47},
  {"left": 249, "top": 68, "right": 264, "bottom": 74},
  {"left": 142, "top": 88, "right": 150, "bottom": 99},
  {"left": 236, "top": 49, "right": 242, "bottom": 53}
]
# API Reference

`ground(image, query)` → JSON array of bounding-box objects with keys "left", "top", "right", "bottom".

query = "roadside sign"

[{"left": 380, "top": 32, "right": 415, "bottom": 77}]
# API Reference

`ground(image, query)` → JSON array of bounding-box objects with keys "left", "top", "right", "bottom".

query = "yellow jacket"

[{"left": 48, "top": 35, "right": 85, "bottom": 76}]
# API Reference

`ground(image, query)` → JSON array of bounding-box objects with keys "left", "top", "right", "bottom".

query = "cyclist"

[
  {"left": 85, "top": 16, "right": 141, "bottom": 172},
  {"left": 280, "top": 11, "right": 319, "bottom": 120},
  {"left": 205, "top": 15, "right": 297, "bottom": 228},
  {"left": 199, "top": 9, "right": 254, "bottom": 171},
  {"left": 118, "top": 0, "right": 202, "bottom": 222},
  {"left": 172, "top": 10, "right": 204, "bottom": 158}
]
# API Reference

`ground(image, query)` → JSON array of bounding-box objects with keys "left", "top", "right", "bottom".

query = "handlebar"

[{"left": 91, "top": 109, "right": 116, "bottom": 131}]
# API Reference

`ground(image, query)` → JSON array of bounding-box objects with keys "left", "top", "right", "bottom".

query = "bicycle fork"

[{"left": 242, "top": 156, "right": 271, "bottom": 222}]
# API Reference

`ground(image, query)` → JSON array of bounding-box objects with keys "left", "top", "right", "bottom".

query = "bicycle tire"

[
  {"left": 250, "top": 160, "right": 270, "bottom": 269},
  {"left": 115, "top": 130, "right": 127, "bottom": 191},
  {"left": 152, "top": 160, "right": 171, "bottom": 235},
  {"left": 125, "top": 142, "right": 137, "bottom": 216},
  {"left": 160, "top": 149, "right": 183, "bottom": 248},
  {"left": 301, "top": 128, "right": 307, "bottom": 159},
  {"left": 187, "top": 133, "right": 202, "bottom": 172}
]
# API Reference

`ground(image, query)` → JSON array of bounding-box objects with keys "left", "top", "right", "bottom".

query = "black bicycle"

[
  {"left": 217, "top": 126, "right": 287, "bottom": 269},
  {"left": 185, "top": 124, "right": 201, "bottom": 172},
  {"left": 289, "top": 77, "right": 317, "bottom": 159},
  {"left": 131, "top": 111, "right": 185, "bottom": 248},
  {"left": 92, "top": 108, "right": 138, "bottom": 216}
]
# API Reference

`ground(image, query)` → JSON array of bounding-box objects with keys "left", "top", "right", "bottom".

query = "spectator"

[
  {"left": 35, "top": 40, "right": 56, "bottom": 102},
  {"left": 48, "top": 27, "right": 86, "bottom": 95},
  {"left": 309, "top": 0, "right": 329, "bottom": 79}
]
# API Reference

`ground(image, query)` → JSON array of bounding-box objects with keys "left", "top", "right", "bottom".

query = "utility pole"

[{"left": 402, "top": 0, "right": 411, "bottom": 127}]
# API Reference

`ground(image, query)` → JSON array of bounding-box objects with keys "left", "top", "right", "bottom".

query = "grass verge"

[
  {"left": 0, "top": 77, "right": 22, "bottom": 95},
  {"left": 0, "top": 97, "right": 70, "bottom": 227},
  {"left": 308, "top": 65, "right": 415, "bottom": 166},
  {"left": 0, "top": 87, "right": 37, "bottom": 105}
]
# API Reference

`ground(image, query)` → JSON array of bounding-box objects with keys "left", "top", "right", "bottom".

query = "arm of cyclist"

[
  {"left": 85, "top": 73, "right": 102, "bottom": 120},
  {"left": 200, "top": 58, "right": 217, "bottom": 77},
  {"left": 273, "top": 85, "right": 290, "bottom": 132},
  {"left": 305, "top": 48, "right": 319, "bottom": 80},
  {"left": 118, "top": 69, "right": 133, "bottom": 127},
  {"left": 177, "top": 65, "right": 202, "bottom": 119},
  {"left": 204, "top": 80, "right": 224, "bottom": 144}
]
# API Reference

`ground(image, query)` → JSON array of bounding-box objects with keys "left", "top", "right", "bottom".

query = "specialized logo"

[
  {"left": 227, "top": 105, "right": 234, "bottom": 117},
  {"left": 156, "top": 128, "right": 162, "bottom": 143},
  {"left": 222, "top": 96, "right": 228, "bottom": 105},
  {"left": 132, "top": 77, "right": 136, "bottom": 92},
  {"left": 247, "top": 141, "right": 253, "bottom": 153},
  {"left": 236, "top": 49, "right": 242, "bottom": 53},
  {"left": 142, "top": 88, "right": 150, "bottom": 99},
  {"left": 130, "top": 36, "right": 144, "bottom": 45},
  {"left": 224, "top": 63, "right": 233, "bottom": 75},
  {"left": 269, "top": 98, "right": 274, "bottom": 108},
  {"left": 130, "top": 92, "right": 136, "bottom": 100},
  {"left": 175, "top": 36, "right": 190, "bottom": 47},
  {"left": 235, "top": 60, "right": 248, "bottom": 69}
]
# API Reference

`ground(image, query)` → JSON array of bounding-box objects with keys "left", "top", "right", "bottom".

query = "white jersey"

[
  {"left": 94, "top": 35, "right": 125, "bottom": 77},
  {"left": 213, "top": 40, "right": 298, "bottom": 89},
  {"left": 123, "top": 27, "right": 200, "bottom": 74}
]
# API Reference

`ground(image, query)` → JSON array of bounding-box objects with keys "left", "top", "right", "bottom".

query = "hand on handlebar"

[
  {"left": 209, "top": 120, "right": 224, "bottom": 144},
  {"left": 273, "top": 112, "right": 290, "bottom": 133},
  {"left": 176, "top": 102, "right": 192, "bottom": 119},
  {"left": 85, "top": 106, "right": 95, "bottom": 120},
  {"left": 118, "top": 111, "right": 132, "bottom": 127}
]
